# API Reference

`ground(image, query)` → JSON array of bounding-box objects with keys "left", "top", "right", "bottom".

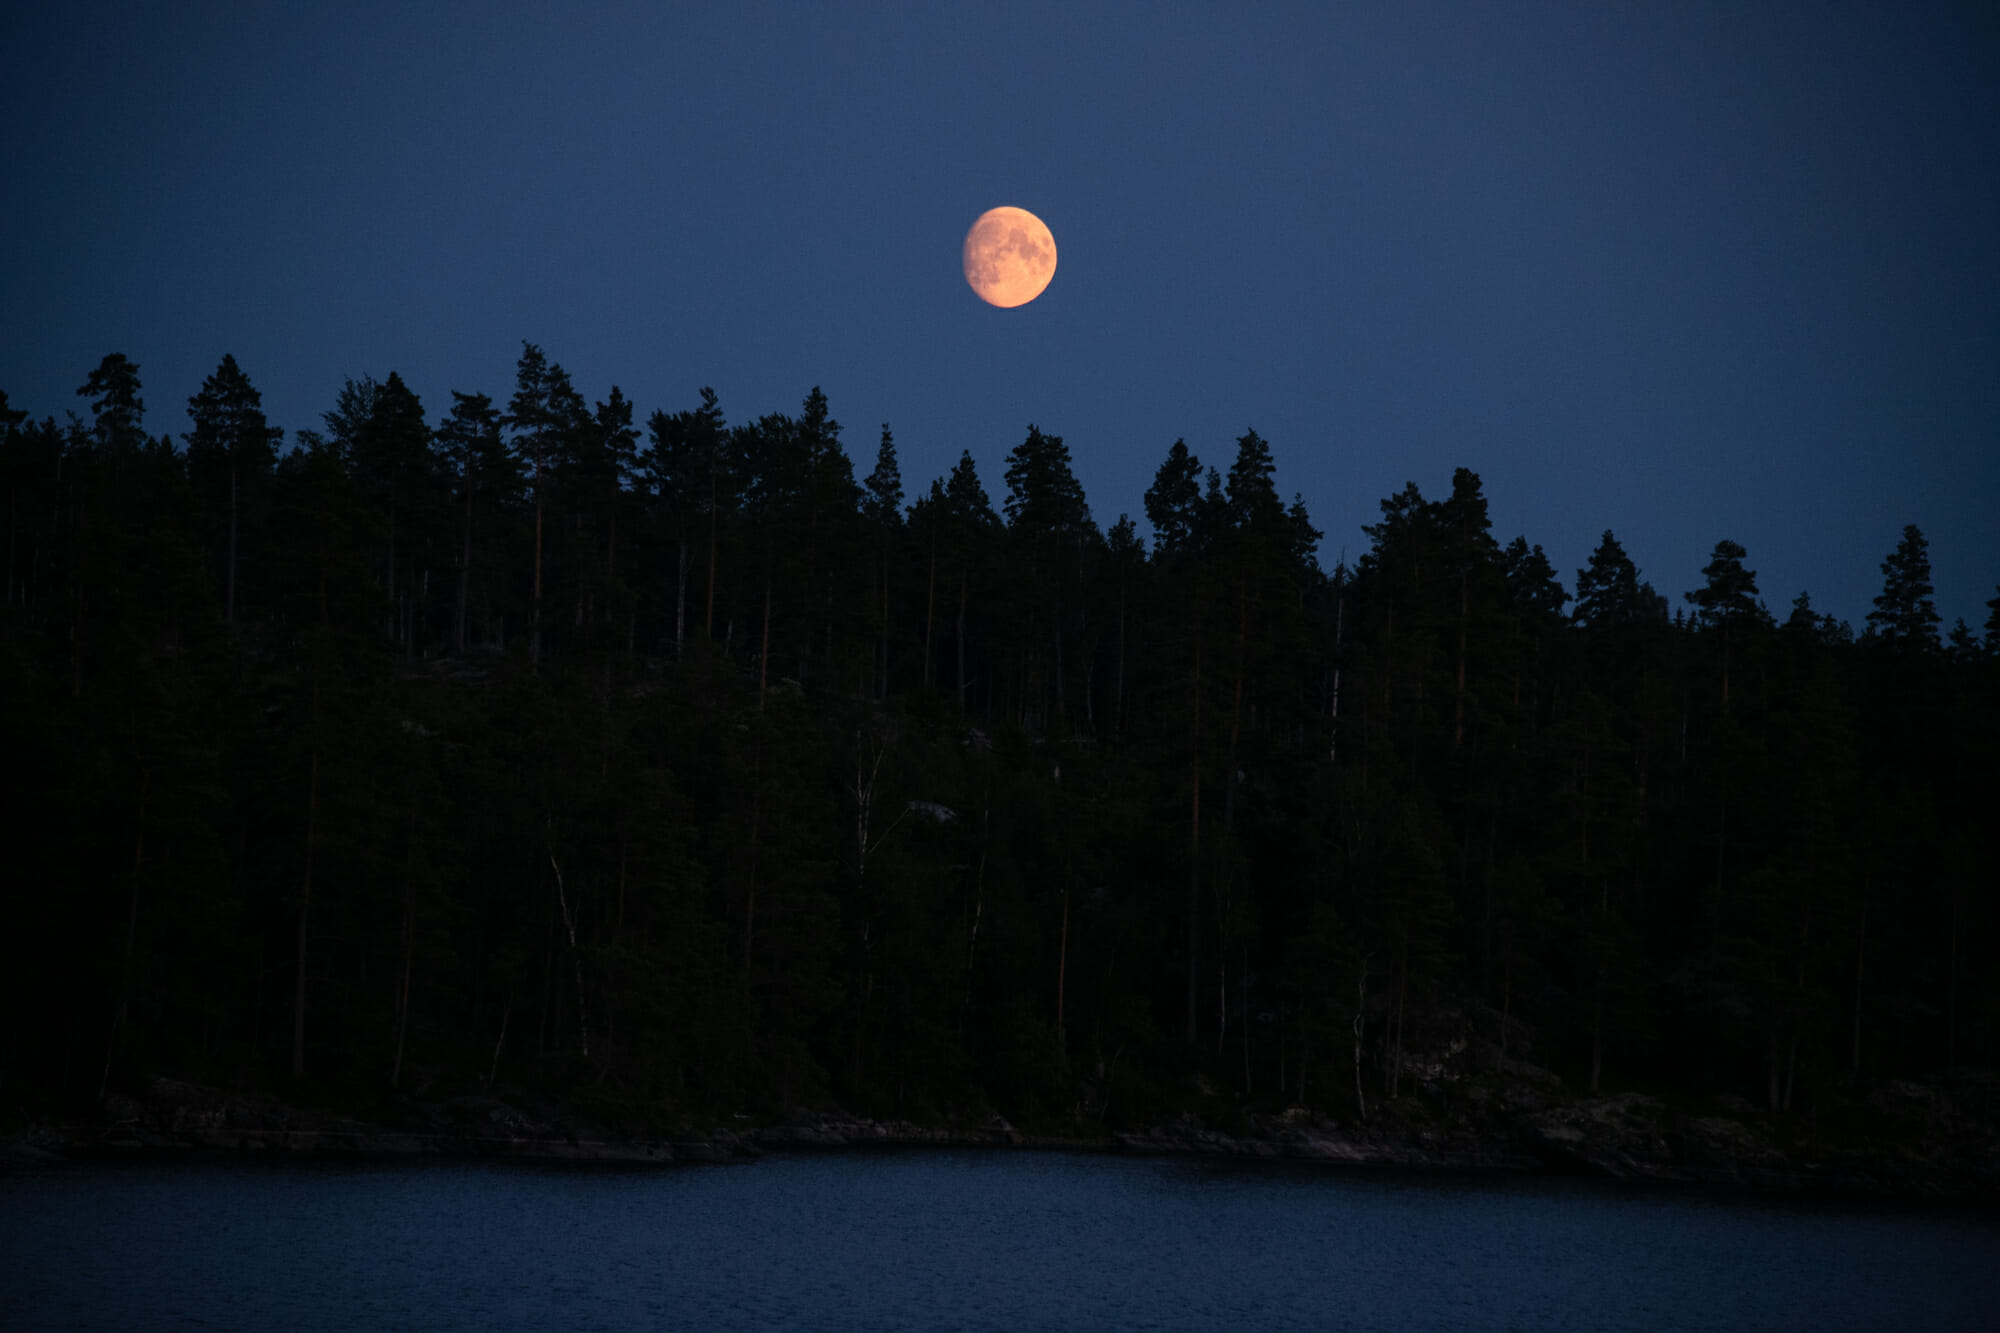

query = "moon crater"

[{"left": 963, "top": 206, "right": 1057, "bottom": 308}]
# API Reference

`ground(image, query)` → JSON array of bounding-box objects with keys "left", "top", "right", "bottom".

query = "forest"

[{"left": 4, "top": 347, "right": 1996, "bottom": 1136}]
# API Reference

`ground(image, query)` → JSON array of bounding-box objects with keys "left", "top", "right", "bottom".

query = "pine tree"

[
  {"left": 1436, "top": 468, "right": 1502, "bottom": 746},
  {"left": 642, "top": 387, "right": 727, "bottom": 656},
  {"left": 1784, "top": 590, "right": 1816, "bottom": 635},
  {"left": 1503, "top": 538, "right": 1567, "bottom": 616},
  {"left": 943, "top": 449, "right": 997, "bottom": 526},
  {"left": 0, "top": 392, "right": 42, "bottom": 610},
  {"left": 1105, "top": 515, "right": 1143, "bottom": 735},
  {"left": 862, "top": 424, "right": 903, "bottom": 524},
  {"left": 352, "top": 371, "right": 434, "bottom": 648},
  {"left": 1003, "top": 425, "right": 1093, "bottom": 730},
  {"left": 1003, "top": 424, "right": 1090, "bottom": 537},
  {"left": 1572, "top": 532, "right": 1665, "bottom": 629},
  {"left": 77, "top": 354, "right": 144, "bottom": 450},
  {"left": 183, "top": 354, "right": 282, "bottom": 625},
  {"left": 916, "top": 450, "right": 999, "bottom": 706},
  {"left": 1687, "top": 539, "right": 1758, "bottom": 626},
  {"left": 1686, "top": 538, "right": 1760, "bottom": 707},
  {"left": 504, "top": 343, "right": 584, "bottom": 668},
  {"left": 433, "top": 391, "right": 513, "bottom": 654},
  {"left": 1143, "top": 439, "right": 1205, "bottom": 558},
  {"left": 1223, "top": 428, "right": 1284, "bottom": 531},
  {"left": 862, "top": 425, "right": 903, "bottom": 696},
  {"left": 1354, "top": 481, "right": 1445, "bottom": 742},
  {"left": 584, "top": 386, "right": 640, "bottom": 641},
  {"left": 319, "top": 376, "right": 380, "bottom": 464},
  {"left": 1572, "top": 531, "right": 1642, "bottom": 629},
  {"left": 1286, "top": 494, "right": 1322, "bottom": 577},
  {"left": 791, "top": 387, "right": 859, "bottom": 687},
  {"left": 273, "top": 422, "right": 370, "bottom": 632},
  {"left": 1866, "top": 524, "right": 1941, "bottom": 648}
]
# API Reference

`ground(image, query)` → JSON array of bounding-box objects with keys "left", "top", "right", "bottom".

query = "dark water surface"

[{"left": 4, "top": 1150, "right": 1995, "bottom": 1330}]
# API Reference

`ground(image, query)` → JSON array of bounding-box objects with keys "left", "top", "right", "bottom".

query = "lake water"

[{"left": 4, "top": 1150, "right": 1995, "bottom": 1330}]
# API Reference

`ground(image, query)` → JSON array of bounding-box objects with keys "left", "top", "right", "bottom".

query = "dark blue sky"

[{"left": 7, "top": 1, "right": 1995, "bottom": 629}]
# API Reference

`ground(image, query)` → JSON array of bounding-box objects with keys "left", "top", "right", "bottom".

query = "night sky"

[{"left": 6, "top": 2, "right": 1995, "bottom": 630}]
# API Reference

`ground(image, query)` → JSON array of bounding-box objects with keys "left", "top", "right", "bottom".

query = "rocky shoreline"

[{"left": 8, "top": 1072, "right": 1997, "bottom": 1205}]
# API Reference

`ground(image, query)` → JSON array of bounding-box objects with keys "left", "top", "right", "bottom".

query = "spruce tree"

[{"left": 862, "top": 424, "right": 903, "bottom": 524}]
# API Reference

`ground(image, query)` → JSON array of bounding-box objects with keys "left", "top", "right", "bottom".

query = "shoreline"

[{"left": 7, "top": 1077, "right": 1997, "bottom": 1207}]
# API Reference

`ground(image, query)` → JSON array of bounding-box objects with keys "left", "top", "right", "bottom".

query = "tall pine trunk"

[
  {"left": 961, "top": 800, "right": 989, "bottom": 1034},
  {"left": 226, "top": 462, "right": 238, "bottom": 625},
  {"left": 98, "top": 767, "right": 149, "bottom": 1102},
  {"left": 530, "top": 464, "right": 544, "bottom": 672},
  {"left": 674, "top": 538, "right": 688, "bottom": 659},
  {"left": 1850, "top": 900, "right": 1867, "bottom": 1079},
  {"left": 757, "top": 577, "right": 772, "bottom": 709},
  {"left": 1352, "top": 965, "right": 1370, "bottom": 1122},
  {"left": 386, "top": 486, "right": 398, "bottom": 644},
  {"left": 391, "top": 831, "right": 416, "bottom": 1088},
  {"left": 1453, "top": 565, "right": 1468, "bottom": 747},
  {"left": 1056, "top": 884, "right": 1070, "bottom": 1058},
  {"left": 1114, "top": 574, "right": 1127, "bottom": 736},
  {"left": 1216, "top": 591, "right": 1246, "bottom": 1058},
  {"left": 292, "top": 750, "right": 318, "bottom": 1081},
  {"left": 454, "top": 488, "right": 473, "bottom": 655},
  {"left": 877, "top": 543, "right": 891, "bottom": 699},
  {"left": 744, "top": 754, "right": 764, "bottom": 979},
  {"left": 1186, "top": 637, "right": 1203, "bottom": 1044},
  {"left": 921, "top": 529, "right": 936, "bottom": 688},
  {"left": 955, "top": 571, "right": 968, "bottom": 714},
  {"left": 704, "top": 499, "right": 718, "bottom": 641}
]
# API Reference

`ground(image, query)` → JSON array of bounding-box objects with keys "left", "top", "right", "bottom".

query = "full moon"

[{"left": 963, "top": 206, "right": 1057, "bottom": 308}]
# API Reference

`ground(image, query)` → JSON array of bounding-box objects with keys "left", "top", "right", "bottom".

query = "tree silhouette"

[
  {"left": 77, "top": 354, "right": 144, "bottom": 450},
  {"left": 433, "top": 391, "right": 513, "bottom": 654},
  {"left": 183, "top": 354, "right": 281, "bottom": 625},
  {"left": 1687, "top": 538, "right": 1760, "bottom": 708},
  {"left": 3, "top": 349, "right": 1994, "bottom": 1146},
  {"left": 1867, "top": 524, "right": 1941, "bottom": 648},
  {"left": 862, "top": 424, "right": 903, "bottom": 697},
  {"left": 1143, "top": 438, "right": 1206, "bottom": 557},
  {"left": 1573, "top": 530, "right": 1643, "bottom": 629}
]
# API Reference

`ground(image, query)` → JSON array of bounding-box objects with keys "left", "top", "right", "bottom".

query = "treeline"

[{"left": 3, "top": 347, "right": 1996, "bottom": 1128}]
